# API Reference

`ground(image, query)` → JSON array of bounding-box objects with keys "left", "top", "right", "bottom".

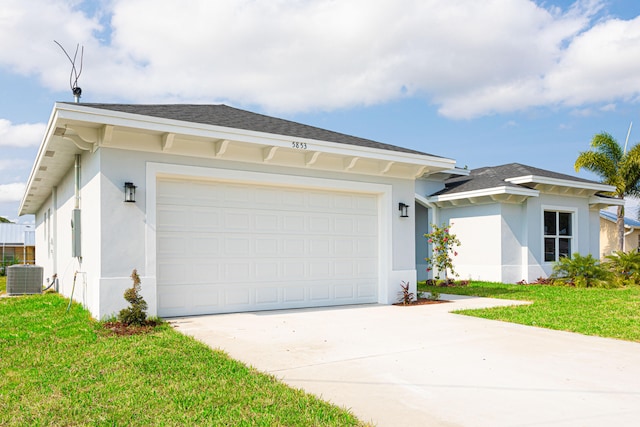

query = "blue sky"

[{"left": 1, "top": 0, "right": 640, "bottom": 222}]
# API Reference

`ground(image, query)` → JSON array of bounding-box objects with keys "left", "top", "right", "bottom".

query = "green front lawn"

[
  {"left": 0, "top": 293, "right": 367, "bottom": 426},
  {"left": 419, "top": 281, "right": 640, "bottom": 342}
]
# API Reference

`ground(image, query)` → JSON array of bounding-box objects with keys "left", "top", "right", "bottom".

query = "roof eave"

[
  {"left": 19, "top": 103, "right": 457, "bottom": 215},
  {"left": 505, "top": 175, "right": 615, "bottom": 193},
  {"left": 427, "top": 185, "right": 539, "bottom": 207},
  {"left": 18, "top": 107, "right": 62, "bottom": 216}
]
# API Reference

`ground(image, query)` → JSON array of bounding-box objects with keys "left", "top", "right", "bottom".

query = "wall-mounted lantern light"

[
  {"left": 124, "top": 182, "right": 137, "bottom": 203},
  {"left": 398, "top": 202, "right": 409, "bottom": 218}
]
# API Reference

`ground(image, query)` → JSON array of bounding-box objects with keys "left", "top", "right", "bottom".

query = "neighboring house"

[
  {"left": 0, "top": 223, "right": 35, "bottom": 273},
  {"left": 19, "top": 103, "right": 457, "bottom": 319},
  {"left": 599, "top": 210, "right": 640, "bottom": 257},
  {"left": 415, "top": 163, "right": 622, "bottom": 283}
]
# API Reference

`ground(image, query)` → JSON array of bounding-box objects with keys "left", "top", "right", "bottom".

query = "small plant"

[
  {"left": 398, "top": 281, "right": 415, "bottom": 305},
  {"left": 426, "top": 288, "right": 440, "bottom": 301},
  {"left": 551, "top": 253, "right": 612, "bottom": 288},
  {"left": 118, "top": 269, "right": 148, "bottom": 326},
  {"left": 425, "top": 223, "right": 461, "bottom": 283}
]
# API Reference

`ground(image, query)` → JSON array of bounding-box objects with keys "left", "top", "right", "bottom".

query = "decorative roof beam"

[
  {"left": 99, "top": 125, "right": 114, "bottom": 146},
  {"left": 305, "top": 151, "right": 321, "bottom": 167},
  {"left": 161, "top": 132, "right": 175, "bottom": 152},
  {"left": 214, "top": 139, "right": 230, "bottom": 157},
  {"left": 380, "top": 161, "right": 395, "bottom": 174},
  {"left": 263, "top": 146, "right": 279, "bottom": 163},
  {"left": 344, "top": 157, "right": 360, "bottom": 171},
  {"left": 63, "top": 134, "right": 93, "bottom": 151},
  {"left": 414, "top": 165, "right": 428, "bottom": 178}
]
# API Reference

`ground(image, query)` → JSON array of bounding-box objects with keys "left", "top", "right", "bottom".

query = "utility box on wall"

[{"left": 71, "top": 208, "right": 81, "bottom": 258}]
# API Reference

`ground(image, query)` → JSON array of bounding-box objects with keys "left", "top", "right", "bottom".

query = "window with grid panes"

[{"left": 544, "top": 211, "right": 572, "bottom": 262}]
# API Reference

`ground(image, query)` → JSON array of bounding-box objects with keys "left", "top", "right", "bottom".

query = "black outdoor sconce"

[
  {"left": 124, "top": 182, "right": 137, "bottom": 203},
  {"left": 399, "top": 202, "right": 409, "bottom": 218}
]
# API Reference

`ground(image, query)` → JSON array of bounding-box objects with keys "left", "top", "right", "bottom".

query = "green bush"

[
  {"left": 604, "top": 250, "right": 640, "bottom": 286},
  {"left": 118, "top": 269, "right": 148, "bottom": 325},
  {"left": 551, "top": 253, "right": 613, "bottom": 288}
]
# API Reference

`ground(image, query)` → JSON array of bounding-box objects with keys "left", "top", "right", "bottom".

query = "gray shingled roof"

[
  {"left": 432, "top": 163, "right": 607, "bottom": 196},
  {"left": 65, "top": 103, "right": 436, "bottom": 156}
]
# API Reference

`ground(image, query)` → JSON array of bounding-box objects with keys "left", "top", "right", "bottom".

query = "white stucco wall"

[
  {"left": 35, "top": 152, "right": 102, "bottom": 311},
  {"left": 438, "top": 204, "right": 503, "bottom": 282},
  {"left": 36, "top": 146, "right": 423, "bottom": 319},
  {"left": 432, "top": 192, "right": 602, "bottom": 284},
  {"left": 500, "top": 203, "right": 526, "bottom": 283}
]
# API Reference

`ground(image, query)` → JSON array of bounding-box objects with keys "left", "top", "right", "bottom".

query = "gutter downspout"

[
  {"left": 52, "top": 186, "right": 58, "bottom": 291},
  {"left": 624, "top": 226, "right": 635, "bottom": 252},
  {"left": 74, "top": 154, "right": 80, "bottom": 210}
]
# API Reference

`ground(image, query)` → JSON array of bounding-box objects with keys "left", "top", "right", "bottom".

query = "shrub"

[
  {"left": 551, "top": 253, "right": 612, "bottom": 288},
  {"left": 425, "top": 223, "right": 461, "bottom": 282},
  {"left": 118, "top": 269, "right": 148, "bottom": 326},
  {"left": 604, "top": 250, "right": 640, "bottom": 286}
]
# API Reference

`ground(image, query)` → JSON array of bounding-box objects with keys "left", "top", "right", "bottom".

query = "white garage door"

[{"left": 156, "top": 177, "right": 379, "bottom": 316}]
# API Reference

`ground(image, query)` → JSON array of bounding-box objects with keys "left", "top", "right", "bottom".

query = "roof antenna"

[
  {"left": 54, "top": 40, "right": 84, "bottom": 103},
  {"left": 623, "top": 121, "right": 633, "bottom": 154}
]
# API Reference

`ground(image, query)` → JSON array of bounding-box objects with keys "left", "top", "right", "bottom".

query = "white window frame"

[{"left": 542, "top": 206, "right": 576, "bottom": 263}]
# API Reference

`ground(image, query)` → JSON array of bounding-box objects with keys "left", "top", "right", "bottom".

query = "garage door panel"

[
  {"left": 310, "top": 285, "right": 330, "bottom": 300},
  {"left": 283, "top": 286, "right": 305, "bottom": 302},
  {"left": 283, "top": 216, "right": 305, "bottom": 232},
  {"left": 254, "top": 214, "right": 279, "bottom": 231},
  {"left": 335, "top": 284, "right": 354, "bottom": 299},
  {"left": 255, "top": 262, "right": 279, "bottom": 279},
  {"left": 157, "top": 178, "right": 379, "bottom": 316},
  {"left": 357, "top": 282, "right": 377, "bottom": 298},
  {"left": 255, "top": 287, "right": 279, "bottom": 304},
  {"left": 225, "top": 288, "right": 251, "bottom": 305}
]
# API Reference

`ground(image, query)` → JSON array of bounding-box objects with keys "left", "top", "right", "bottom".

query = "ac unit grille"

[{"left": 7, "top": 265, "right": 43, "bottom": 295}]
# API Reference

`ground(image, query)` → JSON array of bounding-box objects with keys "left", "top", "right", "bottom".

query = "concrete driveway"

[{"left": 171, "top": 295, "right": 640, "bottom": 427}]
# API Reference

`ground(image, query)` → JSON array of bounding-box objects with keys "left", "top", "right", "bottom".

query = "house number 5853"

[{"left": 291, "top": 141, "right": 307, "bottom": 149}]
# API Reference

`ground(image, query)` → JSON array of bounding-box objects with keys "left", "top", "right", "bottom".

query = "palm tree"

[{"left": 575, "top": 132, "right": 640, "bottom": 251}]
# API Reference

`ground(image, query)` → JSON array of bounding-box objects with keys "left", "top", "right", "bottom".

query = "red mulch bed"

[
  {"left": 393, "top": 298, "right": 451, "bottom": 306},
  {"left": 101, "top": 320, "right": 161, "bottom": 336}
]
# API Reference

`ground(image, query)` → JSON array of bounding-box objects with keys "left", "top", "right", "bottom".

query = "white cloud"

[
  {"left": 0, "top": 119, "right": 45, "bottom": 147},
  {"left": 0, "top": 158, "right": 30, "bottom": 172},
  {"left": 0, "top": 0, "right": 638, "bottom": 119},
  {"left": 0, "top": 183, "right": 25, "bottom": 203}
]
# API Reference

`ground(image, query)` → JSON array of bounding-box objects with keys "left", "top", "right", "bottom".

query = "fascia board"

[
  {"left": 505, "top": 175, "right": 615, "bottom": 193},
  {"left": 427, "top": 185, "right": 539, "bottom": 202},
  {"left": 590, "top": 195, "right": 624, "bottom": 206},
  {"left": 54, "top": 103, "right": 457, "bottom": 170},
  {"left": 18, "top": 108, "right": 61, "bottom": 216}
]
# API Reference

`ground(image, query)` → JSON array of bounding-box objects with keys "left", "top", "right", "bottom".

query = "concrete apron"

[{"left": 171, "top": 294, "right": 640, "bottom": 427}]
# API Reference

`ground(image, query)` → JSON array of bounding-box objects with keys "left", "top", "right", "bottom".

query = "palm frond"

[{"left": 574, "top": 150, "right": 618, "bottom": 184}]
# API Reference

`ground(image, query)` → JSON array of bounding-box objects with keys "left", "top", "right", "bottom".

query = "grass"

[
  {"left": 0, "top": 291, "right": 367, "bottom": 426},
  {"left": 419, "top": 281, "right": 640, "bottom": 342},
  {"left": 0, "top": 275, "right": 5, "bottom": 293}
]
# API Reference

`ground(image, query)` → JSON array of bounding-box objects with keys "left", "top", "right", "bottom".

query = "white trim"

[
  {"left": 145, "top": 162, "right": 394, "bottom": 308},
  {"left": 506, "top": 175, "right": 615, "bottom": 193},
  {"left": 541, "top": 205, "right": 578, "bottom": 264},
  {"left": 590, "top": 195, "right": 624, "bottom": 208},
  {"left": 427, "top": 185, "right": 539, "bottom": 203}
]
